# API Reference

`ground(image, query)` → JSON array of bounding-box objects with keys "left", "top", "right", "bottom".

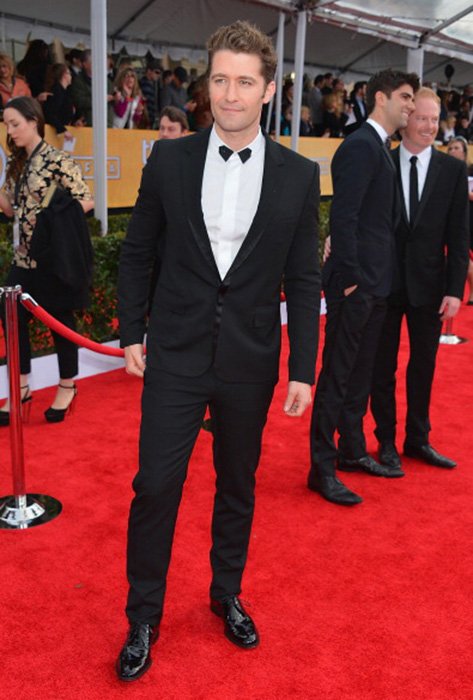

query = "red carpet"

[{"left": 1, "top": 310, "right": 473, "bottom": 699}]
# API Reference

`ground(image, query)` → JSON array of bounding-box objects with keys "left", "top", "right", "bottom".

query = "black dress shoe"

[
  {"left": 338, "top": 455, "right": 404, "bottom": 478},
  {"left": 116, "top": 622, "right": 159, "bottom": 682},
  {"left": 308, "top": 473, "right": 362, "bottom": 505},
  {"left": 210, "top": 596, "right": 259, "bottom": 649},
  {"left": 403, "top": 443, "right": 456, "bottom": 469},
  {"left": 378, "top": 441, "right": 402, "bottom": 469}
]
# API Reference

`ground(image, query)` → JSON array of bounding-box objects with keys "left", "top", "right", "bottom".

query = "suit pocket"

[{"left": 157, "top": 301, "right": 189, "bottom": 316}]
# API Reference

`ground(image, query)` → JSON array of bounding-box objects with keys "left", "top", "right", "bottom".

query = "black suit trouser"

[
  {"left": 125, "top": 365, "right": 275, "bottom": 627},
  {"left": 370, "top": 293, "right": 442, "bottom": 447},
  {"left": 309, "top": 281, "right": 386, "bottom": 477}
]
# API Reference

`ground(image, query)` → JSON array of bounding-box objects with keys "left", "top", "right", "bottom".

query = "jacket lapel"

[
  {"left": 223, "top": 134, "right": 285, "bottom": 280},
  {"left": 412, "top": 146, "right": 441, "bottom": 228},
  {"left": 182, "top": 129, "right": 285, "bottom": 282},
  {"left": 182, "top": 128, "right": 221, "bottom": 278},
  {"left": 363, "top": 122, "right": 396, "bottom": 174},
  {"left": 392, "top": 147, "right": 409, "bottom": 226}
]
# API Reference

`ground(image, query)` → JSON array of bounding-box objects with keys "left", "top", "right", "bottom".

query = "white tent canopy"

[
  {"left": 2, "top": 0, "right": 472, "bottom": 228},
  {"left": 1, "top": 0, "right": 472, "bottom": 85}
]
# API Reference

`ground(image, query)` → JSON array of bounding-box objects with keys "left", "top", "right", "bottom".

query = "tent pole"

[
  {"left": 1, "top": 15, "right": 6, "bottom": 52},
  {"left": 91, "top": 0, "right": 108, "bottom": 235},
  {"left": 273, "top": 11, "right": 285, "bottom": 141},
  {"left": 407, "top": 47, "right": 424, "bottom": 82},
  {"left": 290, "top": 9, "right": 307, "bottom": 153}
]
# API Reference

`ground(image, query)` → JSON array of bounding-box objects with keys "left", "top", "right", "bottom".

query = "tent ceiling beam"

[
  {"left": 419, "top": 4, "right": 473, "bottom": 43},
  {"left": 339, "top": 38, "right": 386, "bottom": 73},
  {"left": 0, "top": 10, "right": 89, "bottom": 37},
  {"left": 110, "top": 0, "right": 157, "bottom": 40},
  {"left": 311, "top": 3, "right": 473, "bottom": 56}
]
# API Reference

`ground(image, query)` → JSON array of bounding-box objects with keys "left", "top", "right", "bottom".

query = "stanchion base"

[
  {"left": 439, "top": 334, "right": 468, "bottom": 345},
  {"left": 0, "top": 494, "right": 62, "bottom": 530}
]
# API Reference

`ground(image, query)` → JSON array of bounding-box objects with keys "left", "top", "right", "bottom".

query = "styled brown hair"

[
  {"left": 159, "top": 106, "right": 189, "bottom": 131},
  {"left": 206, "top": 20, "right": 277, "bottom": 85},
  {"left": 4, "top": 96, "right": 45, "bottom": 182},
  {"left": 366, "top": 69, "right": 420, "bottom": 115},
  {"left": 45, "top": 63, "right": 70, "bottom": 91}
]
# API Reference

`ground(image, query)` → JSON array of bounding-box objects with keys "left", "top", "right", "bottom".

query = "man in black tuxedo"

[
  {"left": 308, "top": 70, "right": 419, "bottom": 506},
  {"left": 371, "top": 87, "right": 469, "bottom": 470},
  {"left": 116, "top": 21, "right": 320, "bottom": 682}
]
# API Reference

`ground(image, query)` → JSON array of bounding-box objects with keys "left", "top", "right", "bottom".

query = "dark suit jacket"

[
  {"left": 43, "top": 83, "right": 74, "bottom": 134},
  {"left": 29, "top": 187, "right": 93, "bottom": 309},
  {"left": 118, "top": 128, "right": 321, "bottom": 385},
  {"left": 391, "top": 146, "right": 469, "bottom": 306},
  {"left": 323, "top": 121, "right": 399, "bottom": 296},
  {"left": 344, "top": 99, "right": 367, "bottom": 136}
]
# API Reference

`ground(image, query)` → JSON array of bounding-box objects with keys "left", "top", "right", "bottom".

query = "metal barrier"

[
  {"left": 439, "top": 317, "right": 468, "bottom": 345},
  {"left": 0, "top": 286, "right": 62, "bottom": 530}
]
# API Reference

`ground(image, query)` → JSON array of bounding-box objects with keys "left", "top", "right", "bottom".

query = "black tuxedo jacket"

[
  {"left": 323, "top": 121, "right": 399, "bottom": 296},
  {"left": 352, "top": 100, "right": 367, "bottom": 123},
  {"left": 391, "top": 146, "right": 469, "bottom": 306},
  {"left": 344, "top": 99, "right": 367, "bottom": 136},
  {"left": 118, "top": 128, "right": 320, "bottom": 385}
]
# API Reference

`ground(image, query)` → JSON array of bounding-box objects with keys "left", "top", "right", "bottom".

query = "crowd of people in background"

[
  {"left": 1, "top": 40, "right": 473, "bottom": 144},
  {"left": 0, "top": 41, "right": 208, "bottom": 137},
  {"left": 289, "top": 71, "right": 473, "bottom": 141}
]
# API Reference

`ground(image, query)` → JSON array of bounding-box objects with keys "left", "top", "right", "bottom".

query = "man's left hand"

[
  {"left": 283, "top": 381, "right": 312, "bottom": 417},
  {"left": 439, "top": 296, "right": 461, "bottom": 321}
]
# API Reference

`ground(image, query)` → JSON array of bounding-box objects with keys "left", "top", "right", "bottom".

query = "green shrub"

[
  {"left": 0, "top": 215, "right": 129, "bottom": 360},
  {"left": 319, "top": 199, "right": 330, "bottom": 260}
]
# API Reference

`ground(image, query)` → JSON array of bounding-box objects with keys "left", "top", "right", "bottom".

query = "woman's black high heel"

[
  {"left": 0, "top": 385, "right": 33, "bottom": 427},
  {"left": 44, "top": 383, "right": 78, "bottom": 423}
]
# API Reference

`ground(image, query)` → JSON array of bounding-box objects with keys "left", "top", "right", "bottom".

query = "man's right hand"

[
  {"left": 124, "top": 344, "right": 146, "bottom": 377},
  {"left": 324, "top": 235, "right": 357, "bottom": 296}
]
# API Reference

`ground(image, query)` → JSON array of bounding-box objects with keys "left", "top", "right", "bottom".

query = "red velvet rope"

[
  {"left": 20, "top": 296, "right": 125, "bottom": 357},
  {"left": 19, "top": 293, "right": 290, "bottom": 359}
]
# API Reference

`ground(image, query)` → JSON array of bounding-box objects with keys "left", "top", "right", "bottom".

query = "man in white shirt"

[
  {"left": 370, "top": 87, "right": 469, "bottom": 471},
  {"left": 116, "top": 20, "right": 320, "bottom": 681}
]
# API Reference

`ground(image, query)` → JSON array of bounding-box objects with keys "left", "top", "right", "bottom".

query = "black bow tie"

[
  {"left": 385, "top": 137, "right": 392, "bottom": 150},
  {"left": 219, "top": 145, "right": 252, "bottom": 163}
]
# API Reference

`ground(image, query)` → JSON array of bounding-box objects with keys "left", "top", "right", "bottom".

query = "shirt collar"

[
  {"left": 400, "top": 142, "right": 432, "bottom": 168},
  {"left": 366, "top": 118, "right": 389, "bottom": 144},
  {"left": 209, "top": 125, "right": 264, "bottom": 159}
]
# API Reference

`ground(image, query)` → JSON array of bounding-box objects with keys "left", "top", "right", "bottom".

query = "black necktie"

[
  {"left": 409, "top": 155, "right": 419, "bottom": 226},
  {"left": 218, "top": 145, "right": 252, "bottom": 163}
]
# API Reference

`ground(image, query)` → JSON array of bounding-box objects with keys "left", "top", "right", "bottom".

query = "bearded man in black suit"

[
  {"left": 116, "top": 20, "right": 320, "bottom": 681},
  {"left": 308, "top": 69, "right": 419, "bottom": 506},
  {"left": 371, "top": 87, "right": 469, "bottom": 471}
]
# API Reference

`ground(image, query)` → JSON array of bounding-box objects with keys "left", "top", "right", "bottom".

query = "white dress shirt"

[
  {"left": 201, "top": 126, "right": 265, "bottom": 280},
  {"left": 399, "top": 143, "right": 432, "bottom": 220},
  {"left": 366, "top": 118, "right": 389, "bottom": 144}
]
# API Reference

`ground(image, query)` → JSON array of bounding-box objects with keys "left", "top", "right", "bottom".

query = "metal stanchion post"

[
  {"left": 439, "top": 317, "right": 468, "bottom": 345},
  {"left": 0, "top": 286, "right": 62, "bottom": 530}
]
